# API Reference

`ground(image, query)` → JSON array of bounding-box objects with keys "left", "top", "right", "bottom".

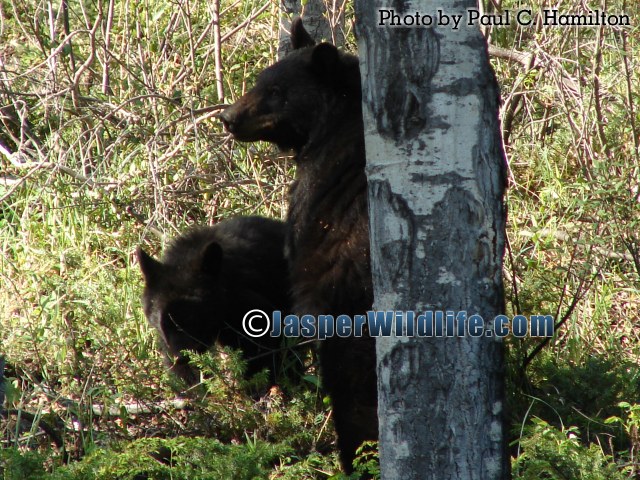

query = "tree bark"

[
  {"left": 355, "top": 1, "right": 509, "bottom": 479},
  {"left": 278, "top": 0, "right": 347, "bottom": 58}
]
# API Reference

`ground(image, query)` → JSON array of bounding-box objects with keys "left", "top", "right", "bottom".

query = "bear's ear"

[
  {"left": 201, "top": 241, "right": 223, "bottom": 276},
  {"left": 290, "top": 17, "right": 315, "bottom": 50},
  {"left": 137, "top": 247, "right": 164, "bottom": 284},
  {"left": 311, "top": 42, "right": 341, "bottom": 76}
]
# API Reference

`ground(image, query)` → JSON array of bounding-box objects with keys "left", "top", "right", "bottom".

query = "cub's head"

[
  {"left": 219, "top": 18, "right": 360, "bottom": 151},
  {"left": 137, "top": 239, "right": 224, "bottom": 384}
]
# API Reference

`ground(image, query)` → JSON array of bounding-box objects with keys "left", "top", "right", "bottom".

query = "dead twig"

[
  {"left": 488, "top": 44, "right": 534, "bottom": 68},
  {"left": 212, "top": 0, "right": 224, "bottom": 103},
  {"left": 519, "top": 229, "right": 635, "bottom": 262}
]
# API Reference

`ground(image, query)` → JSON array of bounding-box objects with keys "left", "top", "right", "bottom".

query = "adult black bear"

[
  {"left": 220, "top": 19, "right": 376, "bottom": 474},
  {"left": 137, "top": 216, "right": 293, "bottom": 387}
]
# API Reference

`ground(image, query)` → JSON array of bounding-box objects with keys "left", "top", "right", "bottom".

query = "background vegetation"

[{"left": 0, "top": 0, "right": 638, "bottom": 478}]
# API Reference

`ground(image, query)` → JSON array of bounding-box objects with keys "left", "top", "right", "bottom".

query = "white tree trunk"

[
  {"left": 356, "top": 1, "right": 509, "bottom": 478},
  {"left": 278, "top": 0, "right": 347, "bottom": 58}
]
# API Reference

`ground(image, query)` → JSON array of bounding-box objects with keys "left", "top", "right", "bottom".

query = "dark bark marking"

[
  {"left": 356, "top": 4, "right": 440, "bottom": 142},
  {"left": 382, "top": 342, "right": 421, "bottom": 395},
  {"left": 368, "top": 180, "right": 416, "bottom": 297}
]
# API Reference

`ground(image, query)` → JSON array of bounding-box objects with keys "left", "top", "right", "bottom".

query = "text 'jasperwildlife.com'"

[{"left": 242, "top": 310, "right": 555, "bottom": 339}]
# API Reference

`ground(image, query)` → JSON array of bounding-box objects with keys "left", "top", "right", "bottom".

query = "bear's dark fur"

[
  {"left": 220, "top": 19, "right": 376, "bottom": 474},
  {"left": 137, "top": 216, "right": 292, "bottom": 387}
]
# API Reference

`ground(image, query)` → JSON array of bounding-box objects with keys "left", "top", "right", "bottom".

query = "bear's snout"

[{"left": 218, "top": 107, "right": 239, "bottom": 134}]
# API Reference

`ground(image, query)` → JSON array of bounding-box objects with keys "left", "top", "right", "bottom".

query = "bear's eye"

[{"left": 267, "top": 86, "right": 282, "bottom": 98}]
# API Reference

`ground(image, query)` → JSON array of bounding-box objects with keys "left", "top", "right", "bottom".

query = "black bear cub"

[
  {"left": 137, "top": 216, "right": 292, "bottom": 387},
  {"left": 220, "top": 19, "right": 376, "bottom": 474}
]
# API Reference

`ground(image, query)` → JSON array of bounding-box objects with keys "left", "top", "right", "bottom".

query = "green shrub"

[{"left": 513, "top": 418, "right": 625, "bottom": 480}]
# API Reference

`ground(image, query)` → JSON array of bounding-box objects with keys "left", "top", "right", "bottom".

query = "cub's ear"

[
  {"left": 311, "top": 42, "right": 341, "bottom": 76},
  {"left": 137, "top": 247, "right": 164, "bottom": 284},
  {"left": 290, "top": 17, "right": 315, "bottom": 50},
  {"left": 201, "top": 241, "right": 223, "bottom": 276}
]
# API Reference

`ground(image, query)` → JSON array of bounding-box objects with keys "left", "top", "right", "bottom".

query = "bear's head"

[
  {"left": 137, "top": 240, "right": 225, "bottom": 384},
  {"left": 219, "top": 18, "right": 361, "bottom": 151},
  {"left": 136, "top": 218, "right": 291, "bottom": 386}
]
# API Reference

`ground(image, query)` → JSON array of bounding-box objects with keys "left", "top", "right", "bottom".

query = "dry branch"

[
  {"left": 519, "top": 229, "right": 635, "bottom": 262},
  {"left": 488, "top": 44, "right": 534, "bottom": 67}
]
